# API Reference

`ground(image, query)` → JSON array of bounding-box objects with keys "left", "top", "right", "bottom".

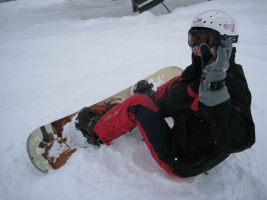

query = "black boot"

[
  {"left": 133, "top": 80, "right": 155, "bottom": 97},
  {"left": 75, "top": 107, "right": 102, "bottom": 146}
]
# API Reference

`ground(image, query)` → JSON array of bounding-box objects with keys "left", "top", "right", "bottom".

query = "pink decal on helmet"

[{"left": 223, "top": 24, "right": 235, "bottom": 33}]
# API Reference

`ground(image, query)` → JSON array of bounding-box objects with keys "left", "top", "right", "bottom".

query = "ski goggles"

[{"left": 188, "top": 28, "right": 221, "bottom": 48}]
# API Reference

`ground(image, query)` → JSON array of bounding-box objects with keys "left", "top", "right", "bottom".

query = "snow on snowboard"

[{"left": 27, "top": 66, "right": 183, "bottom": 173}]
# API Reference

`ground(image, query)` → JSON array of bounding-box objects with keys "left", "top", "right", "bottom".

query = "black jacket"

[{"left": 157, "top": 48, "right": 255, "bottom": 177}]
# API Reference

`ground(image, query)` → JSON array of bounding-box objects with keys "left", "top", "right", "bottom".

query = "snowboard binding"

[
  {"left": 75, "top": 107, "right": 102, "bottom": 146},
  {"left": 133, "top": 80, "right": 155, "bottom": 97}
]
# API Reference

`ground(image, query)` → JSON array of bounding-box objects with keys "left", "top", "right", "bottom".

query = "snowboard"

[{"left": 26, "top": 66, "right": 183, "bottom": 173}]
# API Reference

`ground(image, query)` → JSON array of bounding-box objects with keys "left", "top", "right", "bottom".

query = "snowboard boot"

[
  {"left": 133, "top": 80, "right": 155, "bottom": 97},
  {"left": 75, "top": 107, "right": 102, "bottom": 146}
]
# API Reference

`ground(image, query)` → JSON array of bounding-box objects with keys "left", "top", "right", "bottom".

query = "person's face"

[
  {"left": 192, "top": 45, "right": 217, "bottom": 57},
  {"left": 188, "top": 28, "right": 220, "bottom": 57}
]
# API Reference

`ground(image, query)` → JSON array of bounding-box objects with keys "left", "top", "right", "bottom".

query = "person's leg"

[
  {"left": 94, "top": 94, "right": 157, "bottom": 143},
  {"left": 94, "top": 93, "right": 175, "bottom": 175}
]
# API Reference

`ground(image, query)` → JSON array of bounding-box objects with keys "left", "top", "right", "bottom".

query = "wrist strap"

[{"left": 208, "top": 80, "right": 226, "bottom": 91}]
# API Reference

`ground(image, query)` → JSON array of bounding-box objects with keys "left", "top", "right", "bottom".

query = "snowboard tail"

[{"left": 26, "top": 66, "right": 183, "bottom": 173}]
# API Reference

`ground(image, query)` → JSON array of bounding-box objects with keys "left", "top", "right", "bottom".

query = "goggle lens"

[{"left": 188, "top": 29, "right": 220, "bottom": 48}]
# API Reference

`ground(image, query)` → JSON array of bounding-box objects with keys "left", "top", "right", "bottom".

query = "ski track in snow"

[{"left": 0, "top": 0, "right": 267, "bottom": 199}]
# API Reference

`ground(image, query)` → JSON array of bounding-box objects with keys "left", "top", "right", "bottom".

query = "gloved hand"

[{"left": 199, "top": 37, "right": 233, "bottom": 106}]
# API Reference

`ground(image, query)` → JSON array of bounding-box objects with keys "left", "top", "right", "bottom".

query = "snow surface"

[{"left": 1, "top": 0, "right": 267, "bottom": 199}]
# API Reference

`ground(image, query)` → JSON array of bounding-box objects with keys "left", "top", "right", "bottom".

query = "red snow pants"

[{"left": 93, "top": 93, "right": 176, "bottom": 176}]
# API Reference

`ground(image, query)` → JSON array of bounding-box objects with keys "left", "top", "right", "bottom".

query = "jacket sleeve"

[
  {"left": 154, "top": 76, "right": 181, "bottom": 117},
  {"left": 199, "top": 64, "right": 255, "bottom": 153},
  {"left": 155, "top": 76, "right": 181, "bottom": 100}
]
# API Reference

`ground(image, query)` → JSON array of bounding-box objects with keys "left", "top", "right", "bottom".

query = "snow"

[{"left": 0, "top": 0, "right": 267, "bottom": 199}]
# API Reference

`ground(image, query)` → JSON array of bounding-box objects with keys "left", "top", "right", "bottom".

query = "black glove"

[{"left": 199, "top": 37, "right": 232, "bottom": 106}]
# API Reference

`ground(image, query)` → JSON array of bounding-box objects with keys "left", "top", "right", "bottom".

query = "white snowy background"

[{"left": 1, "top": 0, "right": 267, "bottom": 199}]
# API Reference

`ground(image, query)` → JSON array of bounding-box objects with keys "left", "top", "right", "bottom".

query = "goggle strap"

[{"left": 226, "top": 35, "right": 238, "bottom": 43}]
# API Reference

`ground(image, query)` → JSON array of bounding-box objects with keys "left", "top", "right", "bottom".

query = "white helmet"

[{"left": 191, "top": 10, "right": 238, "bottom": 43}]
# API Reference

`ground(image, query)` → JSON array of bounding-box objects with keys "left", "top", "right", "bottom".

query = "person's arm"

[{"left": 198, "top": 39, "right": 255, "bottom": 153}]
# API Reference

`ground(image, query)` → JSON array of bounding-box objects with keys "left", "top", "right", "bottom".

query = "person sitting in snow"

[{"left": 75, "top": 10, "right": 255, "bottom": 177}]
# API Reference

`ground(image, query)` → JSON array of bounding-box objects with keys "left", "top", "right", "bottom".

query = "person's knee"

[{"left": 128, "top": 94, "right": 158, "bottom": 112}]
